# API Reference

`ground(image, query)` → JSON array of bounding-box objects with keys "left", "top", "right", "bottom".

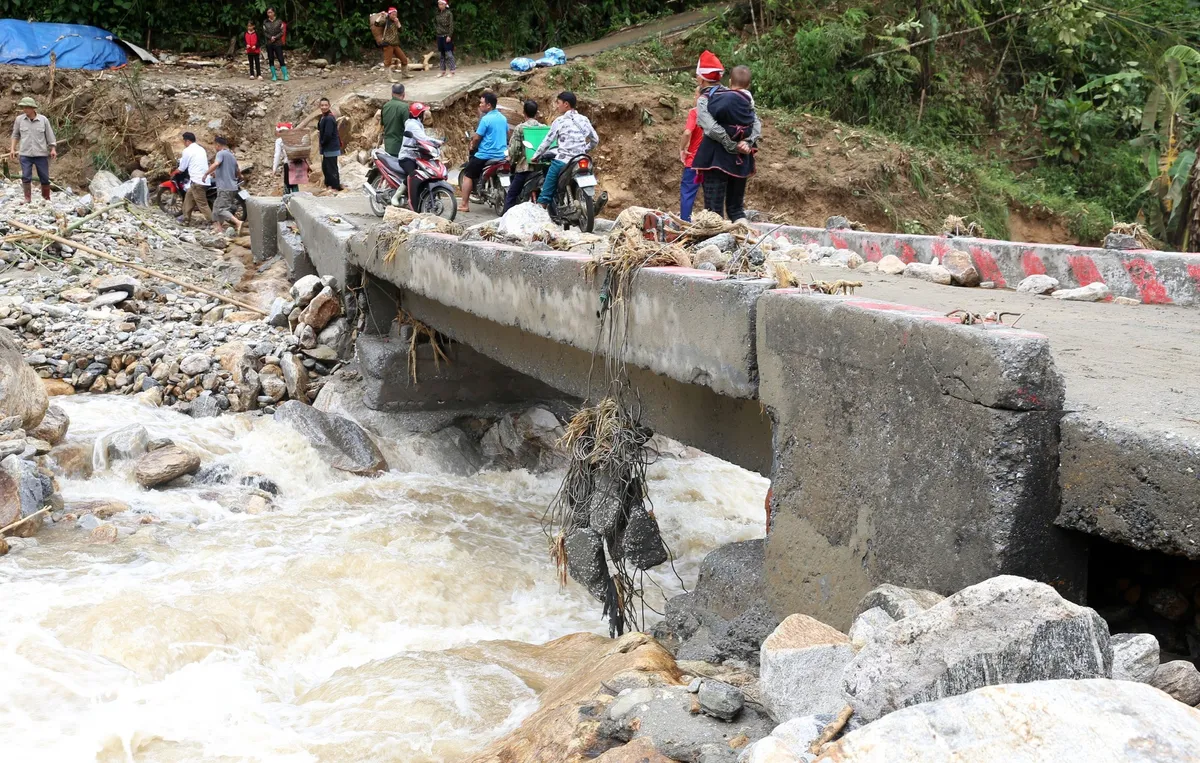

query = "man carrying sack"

[
  {"left": 372, "top": 8, "right": 412, "bottom": 79},
  {"left": 9, "top": 97, "right": 56, "bottom": 204}
]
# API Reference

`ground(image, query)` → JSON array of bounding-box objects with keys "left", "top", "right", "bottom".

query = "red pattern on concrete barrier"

[
  {"left": 900, "top": 243, "right": 918, "bottom": 263},
  {"left": 1021, "top": 251, "right": 1047, "bottom": 276},
  {"left": 862, "top": 241, "right": 883, "bottom": 262},
  {"left": 970, "top": 247, "right": 1007, "bottom": 288},
  {"left": 831, "top": 234, "right": 849, "bottom": 250},
  {"left": 1122, "top": 258, "right": 1172, "bottom": 304},
  {"left": 1067, "top": 255, "right": 1105, "bottom": 287},
  {"left": 1189, "top": 264, "right": 1200, "bottom": 288}
]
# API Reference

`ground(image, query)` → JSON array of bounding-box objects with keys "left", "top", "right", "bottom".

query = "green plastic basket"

[{"left": 522, "top": 125, "right": 554, "bottom": 162}]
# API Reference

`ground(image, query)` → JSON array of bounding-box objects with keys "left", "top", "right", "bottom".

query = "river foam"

[{"left": 0, "top": 397, "right": 767, "bottom": 761}]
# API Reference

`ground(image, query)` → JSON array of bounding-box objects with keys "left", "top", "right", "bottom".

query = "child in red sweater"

[{"left": 245, "top": 22, "right": 262, "bottom": 80}]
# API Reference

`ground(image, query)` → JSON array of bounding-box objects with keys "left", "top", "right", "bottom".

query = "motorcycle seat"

[
  {"left": 484, "top": 158, "right": 506, "bottom": 167},
  {"left": 378, "top": 153, "right": 405, "bottom": 173}
]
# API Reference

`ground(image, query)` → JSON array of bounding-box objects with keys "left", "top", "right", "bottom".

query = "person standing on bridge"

[
  {"left": 381, "top": 83, "right": 409, "bottom": 157},
  {"left": 435, "top": 0, "right": 456, "bottom": 78},
  {"left": 317, "top": 98, "right": 344, "bottom": 192},
  {"left": 263, "top": 7, "right": 289, "bottom": 82},
  {"left": 678, "top": 87, "right": 704, "bottom": 222},
  {"left": 691, "top": 64, "right": 760, "bottom": 223}
]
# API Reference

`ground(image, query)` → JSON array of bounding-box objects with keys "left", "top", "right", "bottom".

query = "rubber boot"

[
  {"left": 21, "top": 182, "right": 31, "bottom": 204},
  {"left": 402, "top": 64, "right": 413, "bottom": 79},
  {"left": 270, "top": 66, "right": 278, "bottom": 81},
  {"left": 282, "top": 66, "right": 290, "bottom": 81},
  {"left": 40, "top": 184, "right": 50, "bottom": 201},
  {"left": 390, "top": 185, "right": 405, "bottom": 207}
]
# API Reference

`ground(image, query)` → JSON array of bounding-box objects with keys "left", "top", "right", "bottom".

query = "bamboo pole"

[
  {"left": 0, "top": 506, "right": 50, "bottom": 535},
  {"left": 4, "top": 219, "right": 267, "bottom": 315},
  {"left": 1, "top": 199, "right": 130, "bottom": 243}
]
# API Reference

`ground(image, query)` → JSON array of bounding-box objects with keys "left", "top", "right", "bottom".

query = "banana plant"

[{"left": 1134, "top": 45, "right": 1200, "bottom": 247}]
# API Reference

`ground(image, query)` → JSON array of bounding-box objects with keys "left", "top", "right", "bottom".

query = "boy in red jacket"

[{"left": 245, "top": 22, "right": 262, "bottom": 80}]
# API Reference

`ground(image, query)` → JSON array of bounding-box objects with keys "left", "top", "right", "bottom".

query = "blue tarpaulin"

[{"left": 0, "top": 20, "right": 128, "bottom": 70}]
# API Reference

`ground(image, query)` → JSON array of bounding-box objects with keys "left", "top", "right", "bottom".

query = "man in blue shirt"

[{"left": 458, "top": 91, "right": 508, "bottom": 213}]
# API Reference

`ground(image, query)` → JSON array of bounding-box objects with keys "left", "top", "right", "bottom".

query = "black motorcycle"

[
  {"left": 155, "top": 170, "right": 247, "bottom": 222},
  {"left": 518, "top": 154, "right": 607, "bottom": 232}
]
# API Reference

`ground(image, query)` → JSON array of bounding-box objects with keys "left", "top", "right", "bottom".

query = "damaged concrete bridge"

[{"left": 250, "top": 194, "right": 1200, "bottom": 630}]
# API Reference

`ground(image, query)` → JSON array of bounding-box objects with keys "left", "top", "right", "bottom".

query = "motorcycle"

[
  {"left": 155, "top": 170, "right": 248, "bottom": 221},
  {"left": 519, "top": 154, "right": 606, "bottom": 233},
  {"left": 362, "top": 135, "right": 457, "bottom": 220},
  {"left": 457, "top": 131, "right": 511, "bottom": 216}
]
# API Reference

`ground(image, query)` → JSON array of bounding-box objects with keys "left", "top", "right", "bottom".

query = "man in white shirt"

[{"left": 177, "top": 132, "right": 212, "bottom": 226}]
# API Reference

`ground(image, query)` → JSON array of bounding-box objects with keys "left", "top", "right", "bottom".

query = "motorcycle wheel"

[
  {"left": 489, "top": 177, "right": 504, "bottom": 217},
  {"left": 156, "top": 187, "right": 182, "bottom": 217},
  {"left": 367, "top": 173, "right": 389, "bottom": 218},
  {"left": 568, "top": 185, "right": 595, "bottom": 233},
  {"left": 421, "top": 184, "right": 458, "bottom": 221}
]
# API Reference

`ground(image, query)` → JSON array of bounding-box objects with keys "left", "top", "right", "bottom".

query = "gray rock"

[
  {"left": 688, "top": 677, "right": 703, "bottom": 693},
  {"left": 273, "top": 400, "right": 387, "bottom": 476},
  {"left": 267, "top": 297, "right": 291, "bottom": 328},
  {"left": 134, "top": 445, "right": 201, "bottom": 488},
  {"left": 291, "top": 275, "right": 324, "bottom": 307},
  {"left": 654, "top": 539, "right": 781, "bottom": 666},
  {"left": 820, "top": 250, "right": 864, "bottom": 269},
  {"left": 94, "top": 274, "right": 139, "bottom": 297},
  {"left": 189, "top": 395, "right": 221, "bottom": 418},
  {"left": 843, "top": 575, "right": 1112, "bottom": 722},
  {"left": 280, "top": 352, "right": 308, "bottom": 401},
  {"left": 564, "top": 527, "right": 607, "bottom": 601},
  {"left": 694, "top": 244, "right": 730, "bottom": 270},
  {"left": 1103, "top": 232, "right": 1140, "bottom": 250},
  {"left": 821, "top": 679, "right": 1200, "bottom": 762},
  {"left": 77, "top": 512, "right": 102, "bottom": 531},
  {"left": 1016, "top": 274, "right": 1059, "bottom": 295},
  {"left": 707, "top": 233, "right": 737, "bottom": 252},
  {"left": 602, "top": 685, "right": 773, "bottom": 762},
  {"left": 317, "top": 317, "right": 351, "bottom": 358},
  {"left": 902, "top": 261, "right": 953, "bottom": 285},
  {"left": 760, "top": 614, "right": 854, "bottom": 722},
  {"left": 848, "top": 606, "right": 895, "bottom": 652},
  {"left": 1111, "top": 633, "right": 1160, "bottom": 683},
  {"left": 28, "top": 404, "right": 68, "bottom": 446},
  {"left": 0, "top": 454, "right": 51, "bottom": 522},
  {"left": 825, "top": 215, "right": 852, "bottom": 230},
  {"left": 1149, "top": 660, "right": 1200, "bottom": 706},
  {"left": 89, "top": 290, "right": 129, "bottom": 307},
  {"left": 96, "top": 423, "right": 150, "bottom": 467},
  {"left": 877, "top": 254, "right": 906, "bottom": 275},
  {"left": 737, "top": 714, "right": 833, "bottom": 761},
  {"left": 1052, "top": 282, "right": 1110, "bottom": 301},
  {"left": 698, "top": 679, "right": 744, "bottom": 721},
  {"left": 854, "top": 583, "right": 944, "bottom": 620},
  {"left": 296, "top": 322, "right": 317, "bottom": 349},
  {"left": 179, "top": 353, "right": 212, "bottom": 376}
]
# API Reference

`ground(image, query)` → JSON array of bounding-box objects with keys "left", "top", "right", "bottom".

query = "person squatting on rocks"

[
  {"left": 317, "top": 98, "right": 343, "bottom": 192},
  {"left": 272, "top": 123, "right": 308, "bottom": 194},
  {"left": 435, "top": 0, "right": 456, "bottom": 77},
  {"left": 394, "top": 101, "right": 440, "bottom": 207},
  {"left": 679, "top": 86, "right": 704, "bottom": 222},
  {"left": 373, "top": 7, "right": 412, "bottom": 79},
  {"left": 691, "top": 55, "right": 761, "bottom": 223},
  {"left": 458, "top": 91, "right": 508, "bottom": 213},
  {"left": 202, "top": 136, "right": 244, "bottom": 236},
  {"left": 531, "top": 91, "right": 599, "bottom": 209},
  {"left": 245, "top": 21, "right": 263, "bottom": 80},
  {"left": 177, "top": 132, "right": 212, "bottom": 225},
  {"left": 503, "top": 99, "right": 541, "bottom": 214},
  {"left": 9, "top": 97, "right": 56, "bottom": 203},
  {"left": 263, "top": 7, "right": 289, "bottom": 82},
  {"left": 381, "top": 83, "right": 409, "bottom": 157}
]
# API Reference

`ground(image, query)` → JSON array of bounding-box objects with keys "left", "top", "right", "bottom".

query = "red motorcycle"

[
  {"left": 155, "top": 170, "right": 247, "bottom": 221},
  {"left": 457, "top": 131, "right": 511, "bottom": 216},
  {"left": 363, "top": 137, "right": 457, "bottom": 220}
]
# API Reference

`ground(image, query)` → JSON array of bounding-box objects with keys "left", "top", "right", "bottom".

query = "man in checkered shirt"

[{"left": 531, "top": 91, "right": 599, "bottom": 207}]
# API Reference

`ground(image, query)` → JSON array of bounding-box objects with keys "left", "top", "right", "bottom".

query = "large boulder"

[
  {"left": 942, "top": 250, "right": 981, "bottom": 287},
  {"left": 817, "top": 679, "right": 1200, "bottom": 762},
  {"left": 133, "top": 445, "right": 201, "bottom": 488},
  {"left": 297, "top": 286, "right": 341, "bottom": 331},
  {"left": 760, "top": 615, "right": 854, "bottom": 722},
  {"left": 0, "top": 328, "right": 47, "bottom": 430},
  {"left": 842, "top": 575, "right": 1112, "bottom": 722},
  {"left": 274, "top": 400, "right": 387, "bottom": 475},
  {"left": 28, "top": 404, "right": 68, "bottom": 445},
  {"left": 653, "top": 539, "right": 781, "bottom": 665}
]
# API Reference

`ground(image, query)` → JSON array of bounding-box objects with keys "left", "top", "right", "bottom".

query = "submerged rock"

[
  {"left": 820, "top": 679, "right": 1200, "bottom": 762},
  {"left": 273, "top": 400, "right": 387, "bottom": 475},
  {"left": 842, "top": 575, "right": 1112, "bottom": 722}
]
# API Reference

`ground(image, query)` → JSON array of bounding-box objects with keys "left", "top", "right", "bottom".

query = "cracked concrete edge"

[
  {"left": 346, "top": 225, "right": 770, "bottom": 399},
  {"left": 757, "top": 223, "right": 1200, "bottom": 307},
  {"left": 1058, "top": 413, "right": 1200, "bottom": 559}
]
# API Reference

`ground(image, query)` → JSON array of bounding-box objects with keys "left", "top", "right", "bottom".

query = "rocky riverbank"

[{"left": 475, "top": 568, "right": 1200, "bottom": 762}]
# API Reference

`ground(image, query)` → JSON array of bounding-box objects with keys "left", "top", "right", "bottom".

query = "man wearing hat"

[
  {"left": 373, "top": 7, "right": 412, "bottom": 79},
  {"left": 9, "top": 97, "right": 56, "bottom": 203}
]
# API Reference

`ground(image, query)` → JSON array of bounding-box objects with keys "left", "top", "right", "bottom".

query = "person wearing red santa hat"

[
  {"left": 696, "top": 49, "right": 724, "bottom": 85},
  {"left": 691, "top": 61, "right": 761, "bottom": 222}
]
